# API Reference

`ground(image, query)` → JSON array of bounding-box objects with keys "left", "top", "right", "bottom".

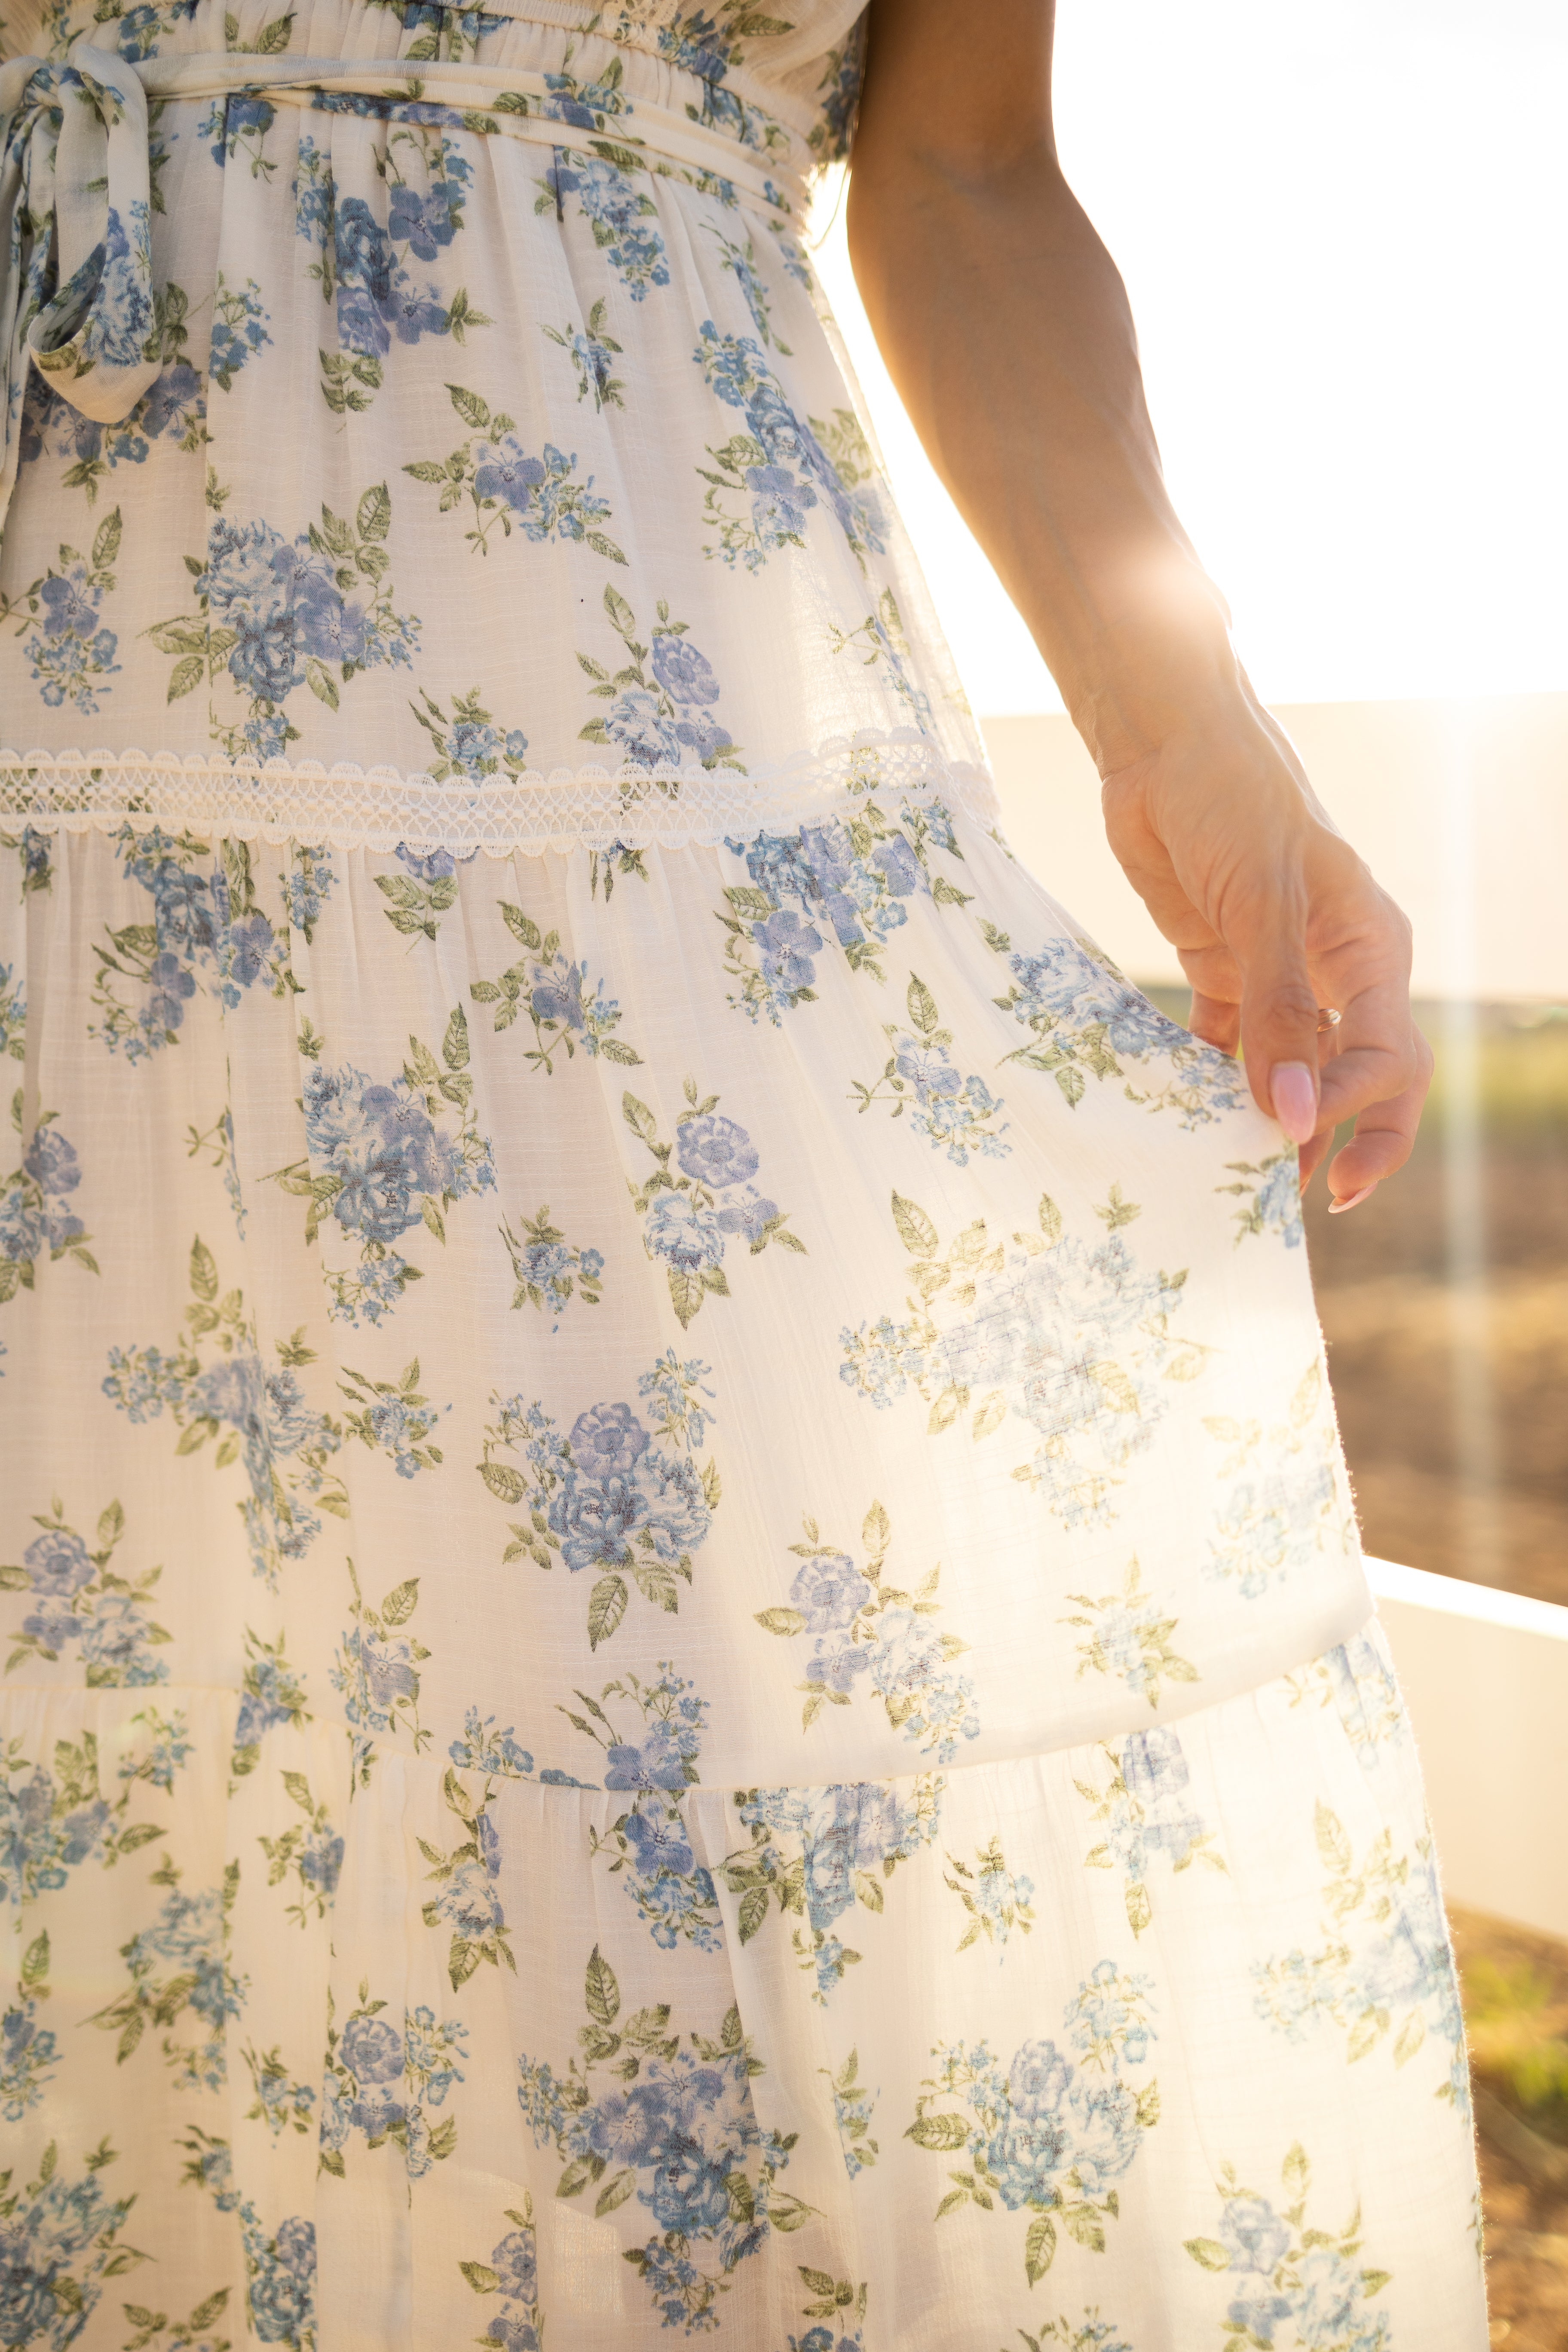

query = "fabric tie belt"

[{"left": 0, "top": 37, "right": 812, "bottom": 542}]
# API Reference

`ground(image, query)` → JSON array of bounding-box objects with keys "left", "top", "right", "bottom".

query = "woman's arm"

[{"left": 847, "top": 0, "right": 1430, "bottom": 1201}]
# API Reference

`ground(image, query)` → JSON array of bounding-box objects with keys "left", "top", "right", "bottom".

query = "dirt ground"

[
  {"left": 1452, "top": 1907, "right": 1568, "bottom": 2349},
  {"left": 1304, "top": 1143, "right": 1568, "bottom": 1605}
]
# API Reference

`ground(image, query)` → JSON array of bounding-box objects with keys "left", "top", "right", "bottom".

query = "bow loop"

[
  {"left": 0, "top": 39, "right": 161, "bottom": 542},
  {"left": 24, "top": 41, "right": 162, "bottom": 423}
]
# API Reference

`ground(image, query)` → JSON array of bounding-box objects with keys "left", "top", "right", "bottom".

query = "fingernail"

[
  {"left": 1270, "top": 1061, "right": 1317, "bottom": 1145},
  {"left": 1328, "top": 1184, "right": 1376, "bottom": 1216}
]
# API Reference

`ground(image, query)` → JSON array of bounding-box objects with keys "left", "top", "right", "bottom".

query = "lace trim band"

[{"left": 0, "top": 735, "right": 1003, "bottom": 857}]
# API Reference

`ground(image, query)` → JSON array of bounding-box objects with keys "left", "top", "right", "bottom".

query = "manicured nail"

[
  {"left": 1270, "top": 1061, "right": 1317, "bottom": 1145},
  {"left": 1328, "top": 1184, "right": 1376, "bottom": 1216}
]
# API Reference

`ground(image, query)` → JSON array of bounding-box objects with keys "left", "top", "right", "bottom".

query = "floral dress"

[{"left": 0, "top": 2, "right": 1486, "bottom": 2346}]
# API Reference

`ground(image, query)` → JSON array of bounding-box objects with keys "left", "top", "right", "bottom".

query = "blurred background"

[{"left": 817, "top": 6, "right": 1568, "bottom": 2335}]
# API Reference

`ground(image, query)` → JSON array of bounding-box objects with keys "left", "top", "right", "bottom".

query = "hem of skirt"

[{"left": 0, "top": 729, "right": 1002, "bottom": 856}]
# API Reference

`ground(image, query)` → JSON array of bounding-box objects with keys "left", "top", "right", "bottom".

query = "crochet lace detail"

[{"left": 0, "top": 732, "right": 1001, "bottom": 856}]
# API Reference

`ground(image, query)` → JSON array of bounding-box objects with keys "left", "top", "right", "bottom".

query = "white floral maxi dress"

[{"left": 0, "top": 0, "right": 1487, "bottom": 2344}]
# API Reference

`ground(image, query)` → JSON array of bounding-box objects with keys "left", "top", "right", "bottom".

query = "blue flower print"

[
  {"left": 1251, "top": 1803, "right": 1468, "bottom": 2113},
  {"left": 756, "top": 1501, "right": 980, "bottom": 1764},
  {"left": 339, "top": 1359, "right": 450, "bottom": 1479},
  {"left": 808, "top": 15, "right": 868, "bottom": 162},
  {"left": 0, "top": 2150, "right": 137, "bottom": 2345},
  {"left": 500, "top": 1203, "right": 605, "bottom": 1329},
  {"left": 571, "top": 1666, "right": 723, "bottom": 1950},
  {"left": 1, "top": 835, "right": 51, "bottom": 916},
  {"left": 13, "top": 508, "right": 123, "bottom": 714},
  {"left": 255, "top": 1770, "right": 343, "bottom": 1929},
  {"left": 270, "top": 1020, "right": 496, "bottom": 1325},
  {"left": 458, "top": 2199, "right": 544, "bottom": 2352},
  {"left": 208, "top": 271, "right": 272, "bottom": 390},
  {"left": 543, "top": 298, "right": 626, "bottom": 410},
  {"left": 88, "top": 1877, "right": 248, "bottom": 2092},
  {"left": 1185, "top": 2144, "right": 1394, "bottom": 2351},
  {"left": 1061, "top": 1557, "right": 1199, "bottom": 1712},
  {"left": 722, "top": 1776, "right": 944, "bottom": 2002},
  {"left": 404, "top": 380, "right": 626, "bottom": 559},
  {"left": 852, "top": 974, "right": 1011, "bottom": 1165},
  {"left": 321, "top": 1988, "right": 468, "bottom": 2179},
  {"left": 331, "top": 1564, "right": 429, "bottom": 1784},
  {"left": 0, "top": 1100, "right": 97, "bottom": 1306},
  {"left": 86, "top": 827, "right": 307, "bottom": 1061},
  {"left": 470, "top": 898, "right": 640, "bottom": 1075},
  {"left": 536, "top": 155, "right": 668, "bottom": 299},
  {"left": 719, "top": 802, "right": 968, "bottom": 1023},
  {"left": 908, "top": 1964, "right": 1158, "bottom": 2279},
  {"left": 104, "top": 1237, "right": 346, "bottom": 1588},
  {"left": 183, "top": 2124, "right": 318, "bottom": 2339},
  {"left": 1, "top": 1944, "right": 59, "bottom": 2122},
  {"left": 479, "top": 1358, "right": 722, "bottom": 1650},
  {"left": 708, "top": 224, "right": 791, "bottom": 352},
  {"left": 0, "top": 1703, "right": 188, "bottom": 1908},
  {"left": 294, "top": 126, "right": 489, "bottom": 413},
  {"left": 842, "top": 1188, "right": 1200, "bottom": 1532},
  {"left": 4, "top": 1497, "right": 174, "bottom": 1688},
  {"left": 1076, "top": 1721, "right": 1224, "bottom": 1936},
  {"left": 422, "top": 1774, "right": 514, "bottom": 1988},
  {"left": 983, "top": 922, "right": 1250, "bottom": 1124},
  {"left": 944, "top": 1835, "right": 1037, "bottom": 1956},
  {"left": 1216, "top": 1150, "right": 1304, "bottom": 1247},
  {"left": 409, "top": 685, "right": 532, "bottom": 790},
  {"left": 828, "top": 589, "right": 934, "bottom": 727},
  {"left": 518, "top": 1948, "right": 808, "bottom": 2333},
  {"left": 443, "top": 1708, "right": 588, "bottom": 1793},
  {"left": 1204, "top": 1363, "right": 1344, "bottom": 1596},
  {"left": 674, "top": 1114, "right": 757, "bottom": 1188},
  {"left": 651, "top": 628, "right": 721, "bottom": 706},
  {"left": 202, "top": 92, "right": 277, "bottom": 174},
  {"left": 579, "top": 584, "right": 745, "bottom": 772},
  {"left": 150, "top": 484, "right": 416, "bottom": 758},
  {"left": 67, "top": 201, "right": 154, "bottom": 372},
  {"left": 21, "top": 331, "right": 203, "bottom": 505},
  {"left": 623, "top": 1079, "right": 803, "bottom": 1327},
  {"left": 695, "top": 324, "right": 885, "bottom": 571}
]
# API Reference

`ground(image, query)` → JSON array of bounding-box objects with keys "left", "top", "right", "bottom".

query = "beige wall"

[{"left": 981, "top": 695, "right": 1568, "bottom": 1001}]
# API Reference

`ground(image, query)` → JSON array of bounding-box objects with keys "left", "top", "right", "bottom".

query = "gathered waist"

[{"left": 0, "top": 34, "right": 810, "bottom": 547}]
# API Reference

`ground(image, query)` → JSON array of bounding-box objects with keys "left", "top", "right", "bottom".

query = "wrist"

[{"left": 1061, "top": 562, "right": 1248, "bottom": 777}]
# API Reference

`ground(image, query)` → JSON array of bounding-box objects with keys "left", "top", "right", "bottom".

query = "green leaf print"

[
  {"left": 755, "top": 1501, "right": 978, "bottom": 1761},
  {"left": 403, "top": 383, "right": 626, "bottom": 560},
  {"left": 623, "top": 1079, "right": 802, "bottom": 1328},
  {"left": 471, "top": 910, "right": 638, "bottom": 1074},
  {"left": 1, "top": 1095, "right": 99, "bottom": 1305},
  {"left": 907, "top": 1966, "right": 1158, "bottom": 2282},
  {"left": 1185, "top": 2143, "right": 1395, "bottom": 2341},
  {"left": 851, "top": 974, "right": 1010, "bottom": 1166},
  {"left": 3, "top": 1496, "right": 173, "bottom": 1686}
]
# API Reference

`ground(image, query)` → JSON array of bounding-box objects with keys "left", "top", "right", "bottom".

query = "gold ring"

[{"left": 1316, "top": 1006, "right": 1341, "bottom": 1033}]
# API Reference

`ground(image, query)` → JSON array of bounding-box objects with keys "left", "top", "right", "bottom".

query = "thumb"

[{"left": 1240, "top": 927, "right": 1323, "bottom": 1143}]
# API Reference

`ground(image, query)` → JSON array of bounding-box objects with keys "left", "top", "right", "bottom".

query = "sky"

[{"left": 809, "top": 0, "right": 1568, "bottom": 715}]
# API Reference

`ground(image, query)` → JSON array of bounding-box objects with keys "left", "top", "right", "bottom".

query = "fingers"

[
  {"left": 1296, "top": 1127, "right": 1334, "bottom": 1190},
  {"left": 1314, "top": 968, "right": 1422, "bottom": 1134},
  {"left": 1324, "top": 1026, "right": 1433, "bottom": 1206},
  {"left": 1186, "top": 986, "right": 1240, "bottom": 1056},
  {"left": 1235, "top": 916, "right": 1324, "bottom": 1139}
]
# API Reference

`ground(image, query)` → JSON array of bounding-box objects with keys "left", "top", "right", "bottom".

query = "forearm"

[{"left": 846, "top": 140, "right": 1250, "bottom": 775}]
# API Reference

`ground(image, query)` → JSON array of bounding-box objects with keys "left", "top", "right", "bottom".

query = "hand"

[{"left": 1099, "top": 699, "right": 1432, "bottom": 1203}]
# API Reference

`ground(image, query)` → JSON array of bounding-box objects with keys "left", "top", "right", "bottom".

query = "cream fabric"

[{"left": 0, "top": 3, "right": 1485, "bottom": 2346}]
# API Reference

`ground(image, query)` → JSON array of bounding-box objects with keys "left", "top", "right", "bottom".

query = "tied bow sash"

[{"left": 0, "top": 36, "right": 811, "bottom": 546}]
